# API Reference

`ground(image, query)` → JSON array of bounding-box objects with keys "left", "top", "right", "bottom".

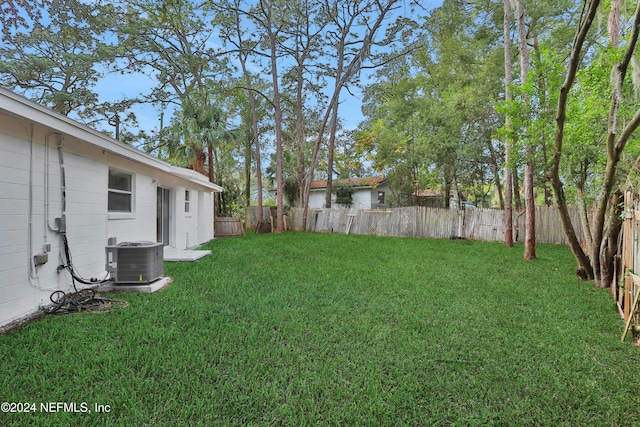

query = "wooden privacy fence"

[
  {"left": 246, "top": 205, "right": 584, "bottom": 245},
  {"left": 244, "top": 206, "right": 290, "bottom": 232},
  {"left": 617, "top": 191, "right": 640, "bottom": 340},
  {"left": 214, "top": 217, "right": 244, "bottom": 237},
  {"left": 245, "top": 206, "right": 274, "bottom": 229}
]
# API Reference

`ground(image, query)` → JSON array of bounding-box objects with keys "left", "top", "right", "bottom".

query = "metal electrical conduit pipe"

[
  {"left": 44, "top": 133, "right": 65, "bottom": 245},
  {"left": 27, "top": 123, "right": 36, "bottom": 285},
  {"left": 27, "top": 127, "right": 63, "bottom": 290},
  {"left": 53, "top": 138, "right": 110, "bottom": 287},
  {"left": 56, "top": 134, "right": 66, "bottom": 229},
  {"left": 45, "top": 136, "right": 120, "bottom": 313}
]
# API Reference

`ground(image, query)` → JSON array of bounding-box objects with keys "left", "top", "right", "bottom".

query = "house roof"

[
  {"left": 0, "top": 87, "right": 223, "bottom": 192},
  {"left": 310, "top": 176, "right": 386, "bottom": 190},
  {"left": 414, "top": 189, "right": 464, "bottom": 200},
  {"left": 414, "top": 189, "right": 444, "bottom": 197}
]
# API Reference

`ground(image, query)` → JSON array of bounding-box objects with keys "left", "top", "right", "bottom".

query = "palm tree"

[
  {"left": 266, "top": 151, "right": 300, "bottom": 207},
  {"left": 177, "top": 97, "right": 238, "bottom": 183}
]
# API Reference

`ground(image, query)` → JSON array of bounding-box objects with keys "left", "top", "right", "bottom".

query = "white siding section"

[
  {"left": 0, "top": 121, "right": 67, "bottom": 326},
  {"left": 198, "top": 191, "right": 214, "bottom": 243},
  {"left": 309, "top": 191, "right": 333, "bottom": 209},
  {"left": 309, "top": 189, "right": 376, "bottom": 209},
  {"left": 351, "top": 190, "right": 372, "bottom": 209},
  {"left": 174, "top": 186, "right": 187, "bottom": 249},
  {"left": 63, "top": 152, "right": 108, "bottom": 277},
  {"left": 175, "top": 186, "right": 214, "bottom": 248},
  {"left": 105, "top": 163, "right": 156, "bottom": 245}
]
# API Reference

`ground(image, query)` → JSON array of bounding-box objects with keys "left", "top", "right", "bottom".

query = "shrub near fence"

[{"left": 246, "top": 205, "right": 584, "bottom": 245}]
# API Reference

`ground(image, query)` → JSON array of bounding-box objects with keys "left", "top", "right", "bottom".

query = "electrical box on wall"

[
  {"left": 55, "top": 217, "right": 66, "bottom": 233},
  {"left": 33, "top": 253, "right": 48, "bottom": 266}
]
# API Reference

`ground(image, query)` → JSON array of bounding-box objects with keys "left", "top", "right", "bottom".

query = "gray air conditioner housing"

[{"left": 106, "top": 242, "right": 164, "bottom": 284}]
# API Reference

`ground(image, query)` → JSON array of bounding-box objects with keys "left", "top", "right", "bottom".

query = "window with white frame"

[
  {"left": 108, "top": 169, "right": 133, "bottom": 212},
  {"left": 185, "top": 190, "right": 190, "bottom": 213}
]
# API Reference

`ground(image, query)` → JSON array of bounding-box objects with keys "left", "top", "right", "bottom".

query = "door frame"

[{"left": 156, "top": 186, "right": 172, "bottom": 246}]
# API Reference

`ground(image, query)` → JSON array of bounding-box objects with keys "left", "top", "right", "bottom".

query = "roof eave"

[{"left": 0, "top": 88, "right": 223, "bottom": 192}]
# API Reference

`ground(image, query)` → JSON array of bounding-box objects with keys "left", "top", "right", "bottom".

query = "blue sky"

[{"left": 92, "top": 70, "right": 161, "bottom": 136}]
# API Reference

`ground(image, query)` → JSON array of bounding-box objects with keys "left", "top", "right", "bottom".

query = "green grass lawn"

[{"left": 2, "top": 231, "right": 640, "bottom": 426}]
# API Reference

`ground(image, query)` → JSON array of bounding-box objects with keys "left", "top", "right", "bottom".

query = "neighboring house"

[
  {"left": 308, "top": 176, "right": 390, "bottom": 209},
  {"left": 0, "top": 88, "right": 223, "bottom": 328}
]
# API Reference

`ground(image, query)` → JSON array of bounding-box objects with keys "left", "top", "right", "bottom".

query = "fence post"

[
  {"left": 457, "top": 209, "right": 465, "bottom": 238},
  {"left": 623, "top": 190, "right": 634, "bottom": 322}
]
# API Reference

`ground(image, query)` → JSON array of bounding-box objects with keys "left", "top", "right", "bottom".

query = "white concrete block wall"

[
  {"left": 105, "top": 168, "right": 157, "bottom": 245},
  {"left": 181, "top": 187, "right": 198, "bottom": 249},
  {"left": 0, "top": 133, "right": 164, "bottom": 326},
  {"left": 198, "top": 191, "right": 214, "bottom": 244},
  {"left": 175, "top": 187, "right": 215, "bottom": 249},
  {"left": 63, "top": 151, "right": 108, "bottom": 277},
  {"left": 174, "top": 186, "right": 186, "bottom": 249},
  {"left": 0, "top": 130, "right": 33, "bottom": 324},
  {"left": 0, "top": 106, "right": 219, "bottom": 328},
  {"left": 0, "top": 123, "right": 70, "bottom": 326}
]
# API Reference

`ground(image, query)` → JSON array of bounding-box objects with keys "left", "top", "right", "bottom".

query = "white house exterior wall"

[
  {"left": 0, "top": 118, "right": 78, "bottom": 326},
  {"left": 173, "top": 185, "right": 210, "bottom": 250},
  {"left": 308, "top": 191, "right": 332, "bottom": 209},
  {"left": 308, "top": 189, "right": 372, "bottom": 209},
  {"left": 309, "top": 184, "right": 391, "bottom": 210},
  {"left": 197, "top": 191, "right": 214, "bottom": 244},
  {"left": 351, "top": 190, "right": 372, "bottom": 209},
  {"left": 0, "top": 91, "right": 220, "bottom": 329}
]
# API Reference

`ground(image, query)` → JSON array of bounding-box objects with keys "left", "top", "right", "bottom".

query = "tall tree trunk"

[
  {"left": 245, "top": 85, "right": 263, "bottom": 221},
  {"left": 523, "top": 164, "right": 536, "bottom": 258},
  {"left": 249, "top": 93, "right": 264, "bottom": 223},
  {"left": 230, "top": 0, "right": 264, "bottom": 222},
  {"left": 241, "top": 71, "right": 263, "bottom": 222},
  {"left": 592, "top": 1, "right": 640, "bottom": 286},
  {"left": 516, "top": 0, "right": 536, "bottom": 260},
  {"left": 261, "top": 1, "right": 285, "bottom": 233},
  {"left": 443, "top": 162, "right": 455, "bottom": 209},
  {"left": 325, "top": 106, "right": 340, "bottom": 208},
  {"left": 207, "top": 139, "right": 214, "bottom": 183},
  {"left": 270, "top": 50, "right": 285, "bottom": 232},
  {"left": 513, "top": 166, "right": 522, "bottom": 211},
  {"left": 295, "top": 60, "right": 306, "bottom": 209},
  {"left": 303, "top": 101, "right": 334, "bottom": 228},
  {"left": 244, "top": 132, "right": 251, "bottom": 211},
  {"left": 503, "top": 0, "right": 514, "bottom": 247},
  {"left": 325, "top": 43, "right": 344, "bottom": 209},
  {"left": 599, "top": 190, "right": 624, "bottom": 287},
  {"left": 576, "top": 161, "right": 593, "bottom": 252},
  {"left": 487, "top": 139, "right": 504, "bottom": 210},
  {"left": 549, "top": 0, "right": 601, "bottom": 280},
  {"left": 532, "top": 32, "right": 553, "bottom": 209}
]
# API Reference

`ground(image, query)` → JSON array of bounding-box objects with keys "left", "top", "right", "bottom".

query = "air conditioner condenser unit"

[{"left": 105, "top": 242, "right": 164, "bottom": 284}]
